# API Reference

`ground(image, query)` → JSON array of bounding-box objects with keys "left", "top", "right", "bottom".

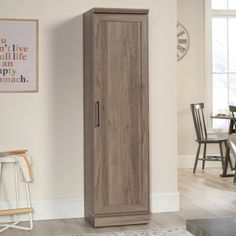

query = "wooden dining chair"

[
  {"left": 227, "top": 133, "right": 236, "bottom": 183},
  {"left": 229, "top": 105, "right": 236, "bottom": 182},
  {"left": 190, "top": 103, "right": 228, "bottom": 173},
  {"left": 229, "top": 105, "right": 236, "bottom": 134}
]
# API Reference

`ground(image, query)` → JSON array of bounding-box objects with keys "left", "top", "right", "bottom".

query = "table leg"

[{"left": 220, "top": 146, "right": 234, "bottom": 177}]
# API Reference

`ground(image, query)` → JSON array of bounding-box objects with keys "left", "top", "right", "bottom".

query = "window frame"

[{"left": 205, "top": 0, "right": 236, "bottom": 132}]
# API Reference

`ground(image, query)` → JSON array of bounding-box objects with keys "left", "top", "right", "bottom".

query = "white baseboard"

[
  {"left": 178, "top": 155, "right": 221, "bottom": 169},
  {"left": 0, "top": 197, "right": 84, "bottom": 222},
  {"left": 0, "top": 193, "right": 180, "bottom": 222},
  {"left": 151, "top": 192, "right": 180, "bottom": 213},
  {"left": 33, "top": 197, "right": 84, "bottom": 220}
]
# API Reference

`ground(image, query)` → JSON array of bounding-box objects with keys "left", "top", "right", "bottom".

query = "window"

[{"left": 206, "top": 0, "right": 236, "bottom": 129}]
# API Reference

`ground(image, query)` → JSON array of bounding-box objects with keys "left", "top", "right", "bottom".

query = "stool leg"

[
  {"left": 0, "top": 163, "right": 8, "bottom": 233},
  {"left": 25, "top": 183, "right": 33, "bottom": 230},
  {"left": 0, "top": 163, "right": 2, "bottom": 196},
  {"left": 14, "top": 163, "right": 20, "bottom": 224}
]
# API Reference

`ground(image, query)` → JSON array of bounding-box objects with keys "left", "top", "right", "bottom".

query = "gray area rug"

[{"left": 72, "top": 227, "right": 193, "bottom": 236}]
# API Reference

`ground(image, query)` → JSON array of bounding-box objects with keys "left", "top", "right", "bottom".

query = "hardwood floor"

[{"left": 1, "top": 168, "right": 236, "bottom": 235}]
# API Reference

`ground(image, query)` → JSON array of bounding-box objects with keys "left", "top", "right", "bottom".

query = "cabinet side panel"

[
  {"left": 141, "top": 14, "right": 150, "bottom": 213},
  {"left": 83, "top": 12, "right": 94, "bottom": 214}
]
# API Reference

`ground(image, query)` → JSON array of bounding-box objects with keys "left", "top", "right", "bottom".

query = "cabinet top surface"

[{"left": 85, "top": 8, "right": 149, "bottom": 15}]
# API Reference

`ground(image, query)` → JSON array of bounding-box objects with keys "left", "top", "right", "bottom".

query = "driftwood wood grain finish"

[{"left": 83, "top": 8, "right": 149, "bottom": 227}]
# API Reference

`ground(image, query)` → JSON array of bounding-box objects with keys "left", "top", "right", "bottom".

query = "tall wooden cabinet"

[{"left": 83, "top": 8, "right": 149, "bottom": 227}]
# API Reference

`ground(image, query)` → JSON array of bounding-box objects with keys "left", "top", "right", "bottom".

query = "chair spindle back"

[{"left": 190, "top": 103, "right": 207, "bottom": 141}]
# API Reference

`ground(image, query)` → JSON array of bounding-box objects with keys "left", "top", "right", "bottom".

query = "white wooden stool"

[{"left": 0, "top": 150, "right": 33, "bottom": 232}]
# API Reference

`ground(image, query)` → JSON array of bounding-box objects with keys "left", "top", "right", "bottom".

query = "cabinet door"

[{"left": 93, "top": 13, "right": 149, "bottom": 215}]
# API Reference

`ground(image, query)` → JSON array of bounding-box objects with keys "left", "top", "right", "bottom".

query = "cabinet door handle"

[{"left": 95, "top": 101, "right": 100, "bottom": 127}]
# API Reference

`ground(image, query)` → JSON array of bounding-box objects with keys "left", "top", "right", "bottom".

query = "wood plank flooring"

[{"left": 1, "top": 168, "right": 236, "bottom": 235}]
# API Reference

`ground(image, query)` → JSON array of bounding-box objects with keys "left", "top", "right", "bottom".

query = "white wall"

[
  {"left": 177, "top": 0, "right": 210, "bottom": 167},
  {"left": 0, "top": 0, "right": 178, "bottom": 220}
]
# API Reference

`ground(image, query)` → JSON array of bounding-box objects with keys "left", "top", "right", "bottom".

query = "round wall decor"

[{"left": 177, "top": 22, "right": 190, "bottom": 61}]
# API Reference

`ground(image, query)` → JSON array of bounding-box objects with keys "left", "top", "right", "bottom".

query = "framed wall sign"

[{"left": 0, "top": 19, "right": 38, "bottom": 92}]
